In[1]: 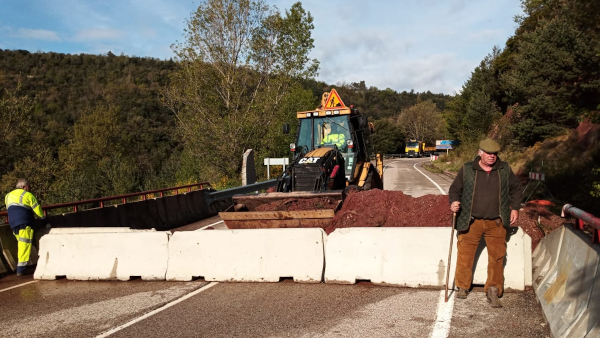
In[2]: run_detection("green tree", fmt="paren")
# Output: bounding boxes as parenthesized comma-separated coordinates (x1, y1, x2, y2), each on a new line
(397, 100, 446, 144)
(501, 17, 592, 144)
(445, 49, 502, 142)
(165, 0, 319, 183)
(371, 118, 404, 154)
(50, 104, 141, 202)
(0, 84, 34, 177)
(0, 85, 59, 205)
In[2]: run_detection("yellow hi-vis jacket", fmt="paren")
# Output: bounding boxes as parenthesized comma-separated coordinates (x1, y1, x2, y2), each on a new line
(322, 133, 346, 148)
(5, 189, 44, 229)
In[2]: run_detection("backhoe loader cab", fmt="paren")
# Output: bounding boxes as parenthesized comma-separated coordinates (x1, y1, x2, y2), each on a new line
(279, 90, 382, 192)
(293, 107, 373, 182)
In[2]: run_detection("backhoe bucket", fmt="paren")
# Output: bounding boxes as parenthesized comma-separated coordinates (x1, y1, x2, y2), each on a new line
(219, 191, 343, 229)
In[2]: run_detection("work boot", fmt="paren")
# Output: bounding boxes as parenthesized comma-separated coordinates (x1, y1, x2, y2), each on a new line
(16, 272, 24, 277)
(456, 287, 468, 299)
(487, 287, 503, 308)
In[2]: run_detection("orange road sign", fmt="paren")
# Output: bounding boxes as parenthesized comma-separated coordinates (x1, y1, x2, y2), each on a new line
(324, 89, 345, 108)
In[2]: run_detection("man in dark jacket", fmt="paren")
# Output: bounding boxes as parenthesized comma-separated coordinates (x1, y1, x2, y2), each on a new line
(448, 138, 523, 308)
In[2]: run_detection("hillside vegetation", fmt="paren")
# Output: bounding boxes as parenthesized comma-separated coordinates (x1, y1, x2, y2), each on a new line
(0, 48, 447, 207)
(1, 0, 598, 216)
(438, 0, 600, 214)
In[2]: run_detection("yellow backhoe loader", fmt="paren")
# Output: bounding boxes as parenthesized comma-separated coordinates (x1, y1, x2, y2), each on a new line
(220, 89, 383, 229)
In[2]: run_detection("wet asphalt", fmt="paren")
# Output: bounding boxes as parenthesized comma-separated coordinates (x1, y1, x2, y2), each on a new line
(0, 158, 550, 338)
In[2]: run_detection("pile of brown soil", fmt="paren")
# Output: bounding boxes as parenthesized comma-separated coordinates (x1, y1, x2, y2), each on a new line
(514, 204, 566, 250)
(324, 190, 565, 251)
(253, 197, 339, 212)
(325, 189, 452, 234)
(249, 190, 566, 252)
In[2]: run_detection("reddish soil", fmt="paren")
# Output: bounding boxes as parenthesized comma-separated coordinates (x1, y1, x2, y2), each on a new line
(251, 189, 566, 251)
(514, 204, 566, 250)
(325, 189, 452, 234)
(253, 197, 339, 212)
(325, 190, 565, 251)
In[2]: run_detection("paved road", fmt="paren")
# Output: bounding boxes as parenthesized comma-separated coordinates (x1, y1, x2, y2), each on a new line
(383, 157, 454, 197)
(0, 158, 549, 338)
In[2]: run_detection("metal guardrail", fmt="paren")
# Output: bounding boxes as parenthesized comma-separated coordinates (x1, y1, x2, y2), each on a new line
(205, 179, 278, 205)
(0, 182, 211, 223)
(562, 204, 600, 244)
(0, 179, 279, 224)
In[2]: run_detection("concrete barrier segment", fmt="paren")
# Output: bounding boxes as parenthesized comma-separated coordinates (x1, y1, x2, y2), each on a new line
(533, 226, 565, 290)
(49, 227, 154, 234)
(524, 234, 533, 287)
(166, 228, 325, 283)
(324, 227, 529, 290)
(34, 230, 170, 281)
(534, 226, 599, 338)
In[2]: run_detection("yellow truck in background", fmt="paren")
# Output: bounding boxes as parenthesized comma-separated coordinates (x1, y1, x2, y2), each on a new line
(404, 139, 437, 158)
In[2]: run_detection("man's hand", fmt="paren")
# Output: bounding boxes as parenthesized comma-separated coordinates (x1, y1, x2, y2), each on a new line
(450, 201, 461, 213)
(510, 210, 519, 226)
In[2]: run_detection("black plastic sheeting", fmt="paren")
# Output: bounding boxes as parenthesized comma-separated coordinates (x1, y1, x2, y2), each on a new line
(42, 190, 220, 231)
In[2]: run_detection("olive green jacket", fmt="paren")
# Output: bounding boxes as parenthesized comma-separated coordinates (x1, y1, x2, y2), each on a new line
(448, 157, 523, 231)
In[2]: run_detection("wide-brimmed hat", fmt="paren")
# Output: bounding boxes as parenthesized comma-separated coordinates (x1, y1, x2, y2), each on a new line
(479, 138, 500, 153)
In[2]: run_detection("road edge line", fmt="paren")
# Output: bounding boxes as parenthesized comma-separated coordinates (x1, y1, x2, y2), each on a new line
(0, 280, 38, 293)
(95, 282, 219, 338)
(413, 162, 446, 195)
(430, 290, 455, 338)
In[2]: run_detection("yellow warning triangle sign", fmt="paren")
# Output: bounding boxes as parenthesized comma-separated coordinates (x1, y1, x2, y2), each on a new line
(324, 89, 345, 108)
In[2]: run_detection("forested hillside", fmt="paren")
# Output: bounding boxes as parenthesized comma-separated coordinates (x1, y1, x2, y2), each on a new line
(443, 0, 600, 213)
(3, 0, 597, 214)
(0, 47, 447, 207)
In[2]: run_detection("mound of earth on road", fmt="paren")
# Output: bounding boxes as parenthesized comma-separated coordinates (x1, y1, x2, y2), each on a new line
(253, 197, 339, 212)
(326, 190, 565, 251)
(250, 190, 566, 251)
(325, 189, 452, 234)
(515, 204, 566, 250)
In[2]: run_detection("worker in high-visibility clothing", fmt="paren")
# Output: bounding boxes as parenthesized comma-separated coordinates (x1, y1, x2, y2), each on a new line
(5, 179, 45, 276)
(321, 123, 346, 149)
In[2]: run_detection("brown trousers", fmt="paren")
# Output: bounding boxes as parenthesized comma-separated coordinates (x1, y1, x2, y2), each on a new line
(455, 218, 507, 296)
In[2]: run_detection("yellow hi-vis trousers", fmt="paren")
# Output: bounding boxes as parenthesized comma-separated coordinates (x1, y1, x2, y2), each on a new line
(12, 225, 33, 274)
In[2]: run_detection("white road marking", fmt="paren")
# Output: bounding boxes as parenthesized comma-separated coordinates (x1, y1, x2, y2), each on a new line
(383, 159, 402, 173)
(429, 290, 455, 338)
(413, 162, 446, 195)
(95, 282, 219, 338)
(408, 161, 455, 337)
(197, 220, 224, 230)
(0, 280, 38, 293)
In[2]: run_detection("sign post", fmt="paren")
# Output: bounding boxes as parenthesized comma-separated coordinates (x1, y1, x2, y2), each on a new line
(264, 158, 290, 179)
(435, 140, 458, 155)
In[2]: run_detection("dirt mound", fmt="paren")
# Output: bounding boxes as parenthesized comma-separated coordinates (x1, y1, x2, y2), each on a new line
(325, 189, 452, 234)
(249, 190, 566, 251)
(514, 204, 566, 250)
(254, 197, 339, 212)
(325, 190, 565, 251)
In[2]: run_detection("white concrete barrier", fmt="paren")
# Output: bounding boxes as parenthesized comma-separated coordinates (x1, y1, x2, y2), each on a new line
(532, 226, 565, 288)
(34, 230, 170, 281)
(166, 228, 325, 283)
(49, 227, 147, 234)
(534, 226, 600, 338)
(325, 227, 530, 290)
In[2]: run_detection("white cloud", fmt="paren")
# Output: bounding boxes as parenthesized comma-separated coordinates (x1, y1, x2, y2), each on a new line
(319, 53, 475, 94)
(16, 28, 61, 41)
(72, 28, 122, 41)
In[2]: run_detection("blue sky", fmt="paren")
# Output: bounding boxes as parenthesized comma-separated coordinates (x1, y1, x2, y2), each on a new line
(0, 0, 523, 94)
